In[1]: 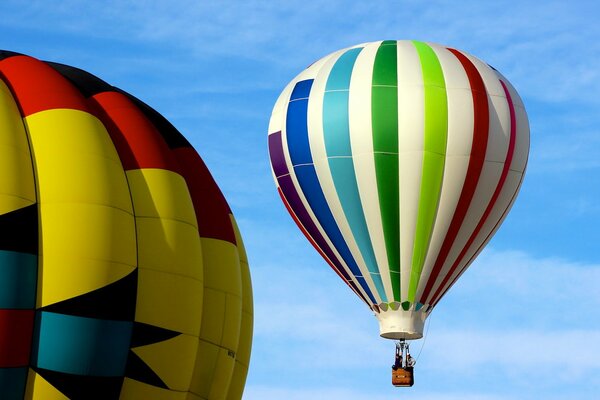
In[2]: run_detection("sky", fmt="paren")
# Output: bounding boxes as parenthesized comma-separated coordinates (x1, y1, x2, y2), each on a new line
(1, 0, 599, 398)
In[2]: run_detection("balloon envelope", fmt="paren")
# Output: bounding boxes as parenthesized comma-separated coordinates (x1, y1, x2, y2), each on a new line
(0, 52, 252, 399)
(268, 40, 528, 339)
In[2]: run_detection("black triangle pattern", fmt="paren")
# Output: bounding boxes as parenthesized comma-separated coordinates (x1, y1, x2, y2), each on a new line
(0, 204, 38, 254)
(129, 321, 180, 348)
(41, 269, 138, 321)
(33, 368, 124, 400)
(125, 350, 168, 389)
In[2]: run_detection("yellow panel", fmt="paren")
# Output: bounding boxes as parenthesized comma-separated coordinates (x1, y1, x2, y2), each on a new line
(0, 80, 35, 214)
(225, 267, 252, 400)
(226, 216, 253, 400)
(226, 360, 249, 400)
(208, 347, 236, 399)
(135, 267, 203, 336)
(132, 333, 198, 392)
(136, 217, 203, 281)
(200, 238, 241, 297)
(25, 109, 132, 212)
(229, 215, 248, 264)
(221, 293, 242, 351)
(38, 203, 136, 307)
(199, 288, 226, 345)
(127, 169, 197, 228)
(185, 393, 204, 400)
(119, 378, 188, 400)
(236, 258, 253, 363)
(24, 368, 69, 400)
(190, 339, 236, 400)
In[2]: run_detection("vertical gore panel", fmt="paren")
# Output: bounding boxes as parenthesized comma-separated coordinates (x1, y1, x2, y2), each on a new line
(285, 80, 377, 303)
(25, 108, 136, 307)
(419, 48, 489, 304)
(324, 48, 386, 300)
(408, 41, 448, 302)
(226, 216, 253, 400)
(429, 79, 517, 307)
(0, 72, 38, 395)
(173, 147, 236, 244)
(371, 40, 400, 301)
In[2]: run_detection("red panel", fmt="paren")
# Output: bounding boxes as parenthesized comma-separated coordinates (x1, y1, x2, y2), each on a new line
(0, 55, 88, 116)
(419, 49, 490, 304)
(0, 309, 34, 367)
(173, 147, 236, 244)
(89, 92, 177, 171)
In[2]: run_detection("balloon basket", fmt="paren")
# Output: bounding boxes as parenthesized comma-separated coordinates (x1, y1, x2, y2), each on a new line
(392, 366, 414, 387)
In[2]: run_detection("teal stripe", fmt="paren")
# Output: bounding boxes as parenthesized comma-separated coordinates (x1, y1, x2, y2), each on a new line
(0, 250, 37, 308)
(323, 48, 387, 301)
(372, 40, 401, 301)
(408, 41, 448, 302)
(32, 312, 133, 376)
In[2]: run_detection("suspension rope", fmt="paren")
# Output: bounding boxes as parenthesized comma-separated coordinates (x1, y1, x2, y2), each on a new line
(414, 312, 433, 363)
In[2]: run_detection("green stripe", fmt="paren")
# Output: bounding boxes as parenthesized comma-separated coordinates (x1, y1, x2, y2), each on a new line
(408, 41, 448, 302)
(371, 40, 400, 301)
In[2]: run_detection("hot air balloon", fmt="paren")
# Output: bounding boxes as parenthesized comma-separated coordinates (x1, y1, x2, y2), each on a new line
(268, 40, 528, 386)
(0, 51, 252, 399)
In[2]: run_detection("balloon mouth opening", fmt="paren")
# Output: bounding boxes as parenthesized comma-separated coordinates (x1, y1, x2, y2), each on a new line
(380, 331, 423, 340)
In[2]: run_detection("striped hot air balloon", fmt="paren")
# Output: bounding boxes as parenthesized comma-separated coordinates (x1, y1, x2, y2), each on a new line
(0, 51, 252, 399)
(268, 40, 529, 340)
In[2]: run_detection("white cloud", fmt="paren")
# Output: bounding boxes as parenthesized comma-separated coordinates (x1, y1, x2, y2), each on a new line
(248, 247, 600, 397)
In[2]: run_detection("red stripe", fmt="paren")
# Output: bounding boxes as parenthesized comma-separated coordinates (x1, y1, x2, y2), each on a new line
(431, 171, 525, 309)
(419, 49, 490, 304)
(429, 79, 518, 307)
(0, 55, 88, 116)
(278, 188, 370, 305)
(0, 309, 34, 367)
(172, 147, 236, 244)
(89, 92, 178, 171)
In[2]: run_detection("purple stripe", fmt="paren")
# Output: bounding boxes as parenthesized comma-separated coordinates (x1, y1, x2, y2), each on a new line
(268, 131, 289, 178)
(268, 131, 375, 304)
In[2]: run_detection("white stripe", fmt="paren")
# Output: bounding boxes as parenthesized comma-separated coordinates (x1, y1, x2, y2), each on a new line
(397, 40, 425, 302)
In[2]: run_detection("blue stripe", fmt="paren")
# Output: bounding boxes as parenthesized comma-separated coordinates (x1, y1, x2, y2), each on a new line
(323, 49, 388, 301)
(32, 312, 132, 376)
(286, 79, 376, 304)
(0, 367, 27, 398)
(0, 250, 37, 309)
(286, 86, 313, 166)
(290, 79, 313, 101)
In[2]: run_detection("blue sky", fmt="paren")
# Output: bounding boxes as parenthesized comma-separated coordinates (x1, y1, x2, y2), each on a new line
(1, 0, 599, 398)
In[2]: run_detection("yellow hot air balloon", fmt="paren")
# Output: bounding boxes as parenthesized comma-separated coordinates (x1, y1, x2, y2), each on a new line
(268, 40, 529, 386)
(0, 51, 252, 399)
